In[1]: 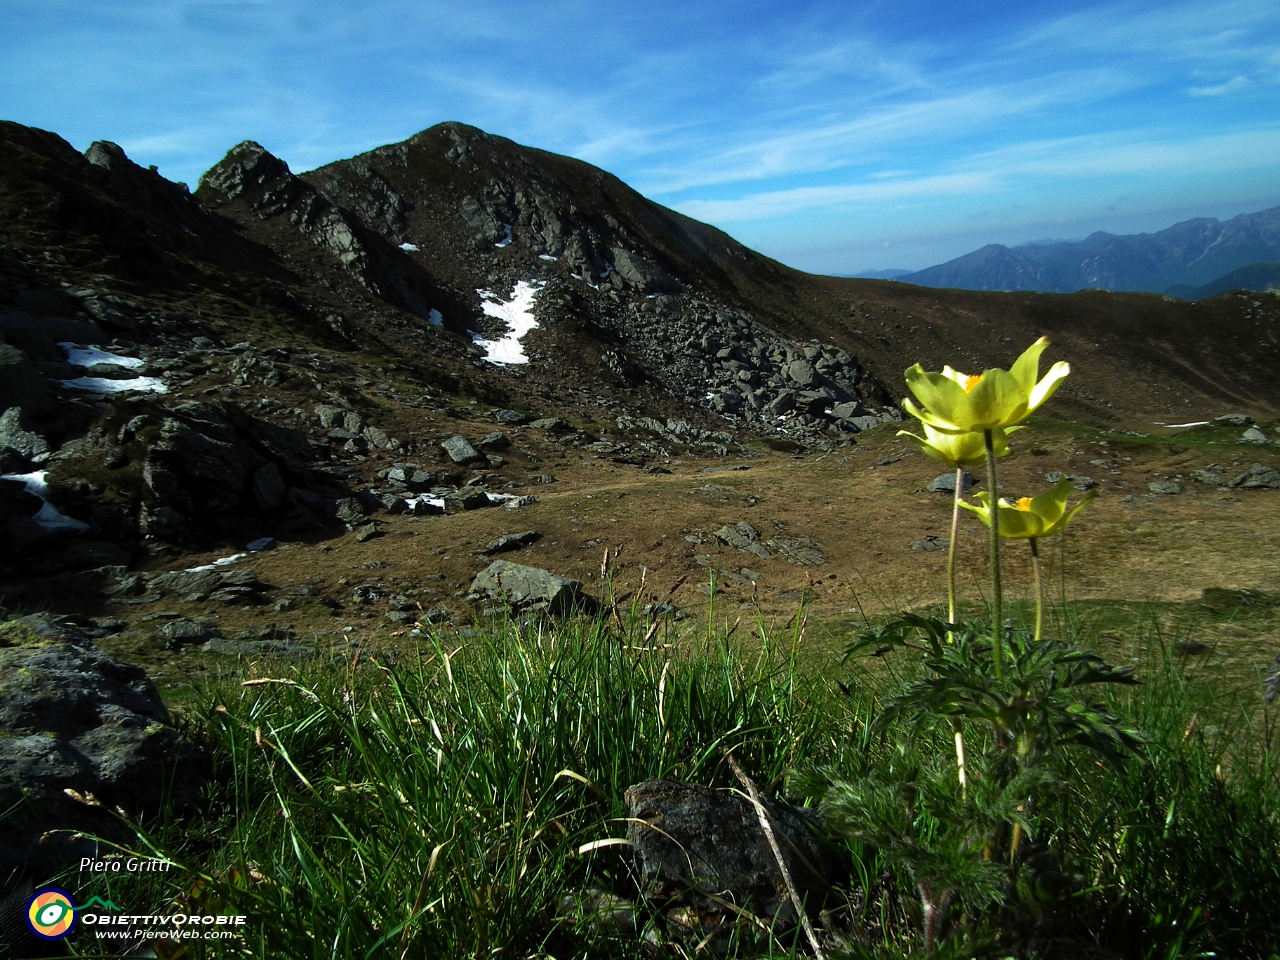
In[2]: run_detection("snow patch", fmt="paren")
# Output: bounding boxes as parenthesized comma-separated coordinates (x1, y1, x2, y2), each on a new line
(1158, 421, 1210, 429)
(495, 224, 513, 248)
(58, 376, 168, 395)
(469, 281, 545, 365)
(399, 242, 420, 252)
(0, 471, 91, 532)
(427, 308, 444, 328)
(183, 553, 247, 573)
(59, 342, 145, 369)
(538, 254, 558, 261)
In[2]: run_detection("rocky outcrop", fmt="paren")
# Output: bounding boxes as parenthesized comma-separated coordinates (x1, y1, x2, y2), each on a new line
(0, 614, 205, 881)
(197, 142, 447, 328)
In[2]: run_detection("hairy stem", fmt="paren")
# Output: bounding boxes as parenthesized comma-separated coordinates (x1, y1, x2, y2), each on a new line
(984, 429, 1004, 678)
(1030, 537, 1043, 642)
(948, 467, 962, 627)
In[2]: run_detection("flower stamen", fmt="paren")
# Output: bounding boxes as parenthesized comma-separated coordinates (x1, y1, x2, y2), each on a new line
(961, 373, 983, 393)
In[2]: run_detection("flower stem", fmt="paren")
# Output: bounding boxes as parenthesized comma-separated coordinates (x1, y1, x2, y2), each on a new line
(949, 467, 970, 796)
(1030, 538, 1043, 642)
(984, 429, 1004, 678)
(948, 467, 961, 628)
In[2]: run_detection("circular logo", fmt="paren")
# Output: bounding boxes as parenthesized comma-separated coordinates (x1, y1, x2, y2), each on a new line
(26, 888, 78, 940)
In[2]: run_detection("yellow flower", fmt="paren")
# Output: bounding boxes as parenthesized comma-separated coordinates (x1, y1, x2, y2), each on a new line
(958, 478, 1097, 539)
(902, 337, 1070, 434)
(897, 422, 1021, 469)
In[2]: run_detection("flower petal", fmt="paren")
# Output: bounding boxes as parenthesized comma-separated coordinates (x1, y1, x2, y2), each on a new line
(1009, 337, 1050, 393)
(1028, 360, 1070, 413)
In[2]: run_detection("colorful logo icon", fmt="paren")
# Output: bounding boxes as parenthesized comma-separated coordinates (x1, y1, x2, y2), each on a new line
(26, 888, 78, 940)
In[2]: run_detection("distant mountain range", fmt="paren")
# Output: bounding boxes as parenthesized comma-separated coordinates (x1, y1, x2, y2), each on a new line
(897, 206, 1280, 298)
(842, 268, 914, 280)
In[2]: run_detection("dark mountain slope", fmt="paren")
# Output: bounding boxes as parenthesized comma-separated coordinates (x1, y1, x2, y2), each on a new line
(1168, 260, 1280, 300)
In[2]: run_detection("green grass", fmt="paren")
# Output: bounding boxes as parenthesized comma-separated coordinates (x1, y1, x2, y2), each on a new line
(29, 596, 1280, 960)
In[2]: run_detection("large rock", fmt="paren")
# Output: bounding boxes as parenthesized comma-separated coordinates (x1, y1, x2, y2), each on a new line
(0, 616, 205, 881)
(625, 780, 843, 936)
(469, 560, 594, 614)
(148, 566, 269, 602)
(0, 342, 53, 416)
(1230, 463, 1280, 489)
(253, 461, 287, 509)
(441, 435, 484, 464)
(0, 406, 50, 463)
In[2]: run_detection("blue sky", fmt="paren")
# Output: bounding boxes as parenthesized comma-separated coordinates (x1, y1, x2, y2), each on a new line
(3, 1, 1279, 273)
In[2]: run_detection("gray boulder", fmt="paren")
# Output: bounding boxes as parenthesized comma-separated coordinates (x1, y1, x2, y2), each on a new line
(148, 566, 268, 601)
(1230, 464, 1280, 489)
(1191, 468, 1227, 486)
(1148, 481, 1184, 495)
(785, 358, 817, 388)
(469, 560, 594, 614)
(157, 618, 222, 648)
(0, 618, 205, 881)
(1240, 426, 1270, 444)
(442, 488, 491, 512)
(441, 435, 483, 464)
(1214, 413, 1252, 426)
(625, 779, 842, 937)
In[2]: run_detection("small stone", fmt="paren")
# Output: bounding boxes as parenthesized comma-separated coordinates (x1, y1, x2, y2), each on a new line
(1174, 638, 1207, 655)
(1147, 481, 1184, 495)
(504, 495, 538, 509)
(1240, 426, 1269, 444)
(929, 472, 976, 494)
(484, 530, 542, 554)
(911, 535, 949, 553)
(479, 431, 510, 450)
(528, 418, 569, 431)
(355, 523, 383, 542)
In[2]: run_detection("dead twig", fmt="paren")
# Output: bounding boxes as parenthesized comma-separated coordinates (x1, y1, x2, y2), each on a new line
(724, 751, 826, 960)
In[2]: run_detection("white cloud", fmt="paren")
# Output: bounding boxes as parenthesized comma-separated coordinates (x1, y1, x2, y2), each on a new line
(675, 172, 993, 223)
(1188, 75, 1251, 97)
